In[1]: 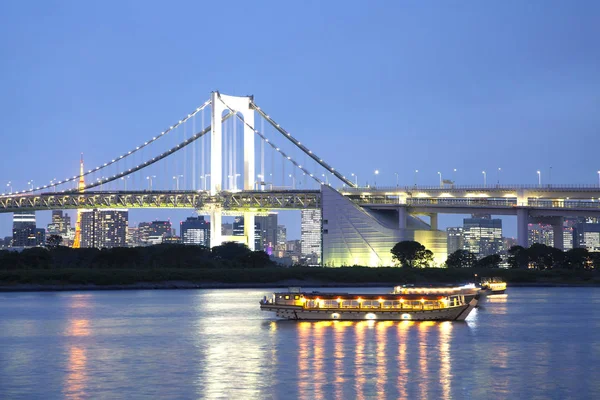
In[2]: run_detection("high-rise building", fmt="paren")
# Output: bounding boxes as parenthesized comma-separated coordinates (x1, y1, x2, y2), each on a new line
(286, 239, 302, 264)
(573, 222, 600, 251)
(276, 225, 287, 257)
(80, 209, 128, 248)
(231, 216, 262, 249)
(301, 209, 322, 265)
(12, 212, 44, 247)
(136, 220, 173, 245)
(528, 223, 554, 247)
(180, 216, 210, 247)
(47, 211, 73, 246)
(446, 227, 464, 255)
(463, 215, 503, 258)
(255, 213, 278, 254)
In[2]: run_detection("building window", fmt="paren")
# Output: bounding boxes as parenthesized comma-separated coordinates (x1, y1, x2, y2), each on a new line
(323, 229, 328, 234)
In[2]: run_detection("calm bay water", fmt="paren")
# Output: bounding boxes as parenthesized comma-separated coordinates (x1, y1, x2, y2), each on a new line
(1, 287, 599, 399)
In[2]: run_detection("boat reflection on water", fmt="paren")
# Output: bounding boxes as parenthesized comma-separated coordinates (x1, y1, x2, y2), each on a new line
(486, 293, 508, 303)
(267, 319, 460, 400)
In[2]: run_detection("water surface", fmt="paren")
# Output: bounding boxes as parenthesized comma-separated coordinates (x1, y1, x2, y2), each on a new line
(1, 287, 599, 399)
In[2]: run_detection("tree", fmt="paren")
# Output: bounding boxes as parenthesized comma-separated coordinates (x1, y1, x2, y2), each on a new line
(508, 246, 529, 269)
(391, 241, 434, 268)
(46, 234, 63, 249)
(528, 243, 564, 270)
(564, 248, 590, 270)
(475, 254, 502, 269)
(445, 250, 477, 268)
(212, 242, 251, 261)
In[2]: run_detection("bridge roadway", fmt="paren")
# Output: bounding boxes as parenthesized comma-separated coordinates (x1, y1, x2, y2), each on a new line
(1, 186, 600, 215)
(0, 190, 321, 213)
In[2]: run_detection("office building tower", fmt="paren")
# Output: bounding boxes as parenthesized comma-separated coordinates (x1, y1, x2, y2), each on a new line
(255, 213, 278, 254)
(301, 209, 322, 265)
(231, 216, 262, 250)
(80, 209, 128, 248)
(12, 212, 44, 247)
(181, 216, 210, 247)
(276, 225, 287, 257)
(528, 223, 554, 247)
(573, 222, 600, 251)
(446, 227, 464, 255)
(463, 215, 503, 257)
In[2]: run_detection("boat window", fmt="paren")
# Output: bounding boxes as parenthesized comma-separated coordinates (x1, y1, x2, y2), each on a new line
(285, 295, 290, 300)
(294, 295, 299, 300)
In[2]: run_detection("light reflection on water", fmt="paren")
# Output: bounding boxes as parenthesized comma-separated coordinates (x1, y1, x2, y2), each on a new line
(0, 287, 599, 399)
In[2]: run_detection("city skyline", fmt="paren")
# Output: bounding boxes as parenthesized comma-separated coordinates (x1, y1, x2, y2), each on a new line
(1, 1, 599, 245)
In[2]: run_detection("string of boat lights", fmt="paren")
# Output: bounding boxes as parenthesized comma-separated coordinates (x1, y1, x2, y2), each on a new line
(2, 100, 212, 196)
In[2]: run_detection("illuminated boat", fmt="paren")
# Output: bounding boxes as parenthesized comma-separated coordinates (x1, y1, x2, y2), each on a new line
(392, 283, 481, 302)
(259, 287, 479, 321)
(480, 278, 507, 295)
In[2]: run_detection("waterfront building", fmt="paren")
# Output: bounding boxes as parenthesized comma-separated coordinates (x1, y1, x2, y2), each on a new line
(446, 227, 464, 255)
(301, 209, 322, 265)
(80, 209, 128, 248)
(231, 216, 262, 250)
(47, 211, 73, 246)
(180, 216, 210, 247)
(321, 187, 446, 267)
(463, 215, 503, 258)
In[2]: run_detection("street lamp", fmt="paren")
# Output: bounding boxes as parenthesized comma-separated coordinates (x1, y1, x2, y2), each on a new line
(321, 173, 329, 185)
(6, 181, 12, 194)
(414, 170, 418, 187)
(482, 171, 486, 187)
(394, 172, 399, 187)
(50, 178, 57, 192)
(351, 173, 358, 187)
(173, 175, 183, 190)
(121, 176, 130, 190)
(201, 174, 210, 191)
(598, 171, 600, 187)
(374, 170, 379, 187)
(437, 171, 442, 188)
(28, 180, 34, 191)
(289, 174, 296, 189)
(452, 169, 457, 186)
(537, 170, 541, 187)
(497, 167, 501, 185)
(146, 175, 155, 190)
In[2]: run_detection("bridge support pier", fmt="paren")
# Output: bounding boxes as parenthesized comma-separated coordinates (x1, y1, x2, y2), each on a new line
(552, 217, 564, 250)
(244, 212, 256, 251)
(428, 213, 438, 230)
(398, 206, 407, 230)
(516, 208, 529, 248)
(210, 209, 222, 248)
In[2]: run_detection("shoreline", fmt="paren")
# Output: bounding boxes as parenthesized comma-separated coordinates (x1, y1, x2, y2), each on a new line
(2, 280, 600, 293)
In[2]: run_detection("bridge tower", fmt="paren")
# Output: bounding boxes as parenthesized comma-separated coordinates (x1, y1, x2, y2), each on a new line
(209, 92, 256, 249)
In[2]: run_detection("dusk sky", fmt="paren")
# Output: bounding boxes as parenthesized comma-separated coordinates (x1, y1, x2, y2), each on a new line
(1, 1, 599, 239)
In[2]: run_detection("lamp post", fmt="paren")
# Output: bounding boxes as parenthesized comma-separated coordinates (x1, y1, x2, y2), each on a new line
(394, 172, 399, 187)
(437, 171, 442, 188)
(351, 173, 358, 187)
(289, 174, 296, 189)
(173, 175, 183, 190)
(537, 170, 541, 187)
(452, 169, 457, 186)
(482, 171, 486, 187)
(28, 180, 34, 191)
(50, 178, 57, 192)
(6, 181, 12, 194)
(414, 170, 418, 187)
(598, 171, 600, 188)
(121, 176, 129, 190)
(374, 170, 379, 187)
(146, 175, 155, 190)
(321, 173, 329, 185)
(497, 167, 501, 185)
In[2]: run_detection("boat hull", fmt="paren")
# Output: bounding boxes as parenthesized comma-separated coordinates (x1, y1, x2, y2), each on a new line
(260, 297, 478, 321)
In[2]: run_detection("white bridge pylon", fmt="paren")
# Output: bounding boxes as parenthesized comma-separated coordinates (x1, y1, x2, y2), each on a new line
(210, 92, 255, 250)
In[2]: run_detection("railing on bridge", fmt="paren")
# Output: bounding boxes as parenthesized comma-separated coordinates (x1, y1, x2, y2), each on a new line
(342, 184, 600, 192)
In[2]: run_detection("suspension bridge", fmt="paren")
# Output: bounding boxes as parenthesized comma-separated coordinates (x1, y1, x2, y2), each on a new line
(2, 92, 600, 266)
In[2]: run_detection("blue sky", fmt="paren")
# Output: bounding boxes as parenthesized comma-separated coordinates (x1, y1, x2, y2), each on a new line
(1, 1, 599, 239)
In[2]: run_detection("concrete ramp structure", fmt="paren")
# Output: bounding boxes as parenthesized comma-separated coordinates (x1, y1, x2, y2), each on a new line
(322, 186, 446, 267)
